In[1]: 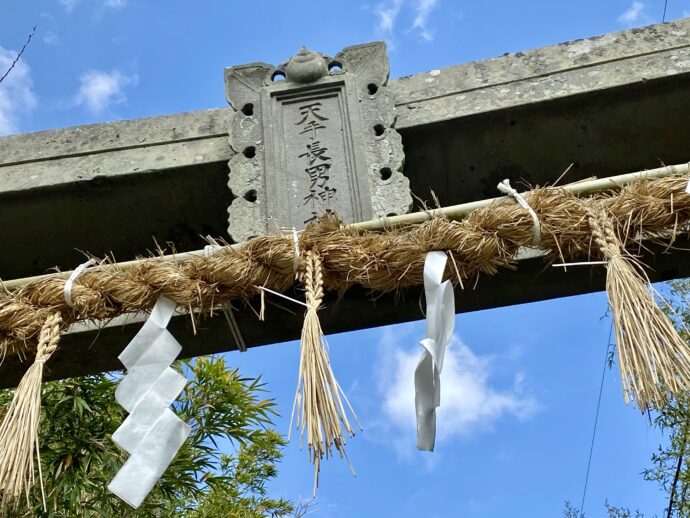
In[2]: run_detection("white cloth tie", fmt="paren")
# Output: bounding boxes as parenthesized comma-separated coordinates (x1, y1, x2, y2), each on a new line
(497, 179, 541, 247)
(63, 259, 96, 309)
(415, 251, 455, 451)
(292, 228, 301, 276)
(203, 235, 222, 257)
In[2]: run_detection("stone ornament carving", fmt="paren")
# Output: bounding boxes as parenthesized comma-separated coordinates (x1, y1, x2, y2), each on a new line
(224, 42, 411, 241)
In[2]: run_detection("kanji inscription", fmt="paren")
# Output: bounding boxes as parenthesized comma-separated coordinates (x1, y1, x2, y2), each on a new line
(297, 106, 334, 224)
(224, 42, 411, 241)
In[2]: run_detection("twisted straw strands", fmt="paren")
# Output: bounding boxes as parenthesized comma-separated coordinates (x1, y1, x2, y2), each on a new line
(587, 207, 690, 412)
(290, 252, 359, 496)
(1, 174, 690, 408)
(0, 312, 62, 510)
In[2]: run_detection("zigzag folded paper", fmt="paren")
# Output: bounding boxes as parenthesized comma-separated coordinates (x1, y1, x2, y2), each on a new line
(108, 296, 191, 509)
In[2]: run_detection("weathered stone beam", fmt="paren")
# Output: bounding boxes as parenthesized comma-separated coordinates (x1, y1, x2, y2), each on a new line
(391, 20, 690, 127)
(2, 20, 689, 196)
(0, 109, 229, 193)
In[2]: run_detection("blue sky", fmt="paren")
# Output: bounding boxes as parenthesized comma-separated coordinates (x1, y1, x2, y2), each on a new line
(2, 1, 690, 516)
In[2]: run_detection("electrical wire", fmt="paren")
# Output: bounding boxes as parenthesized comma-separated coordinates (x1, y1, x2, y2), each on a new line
(579, 322, 614, 515)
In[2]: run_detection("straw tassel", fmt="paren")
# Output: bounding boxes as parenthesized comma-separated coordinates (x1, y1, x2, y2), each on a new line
(587, 208, 690, 412)
(0, 312, 62, 510)
(290, 251, 360, 496)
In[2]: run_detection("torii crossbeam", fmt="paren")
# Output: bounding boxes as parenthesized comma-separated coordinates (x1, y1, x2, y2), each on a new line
(1, 19, 690, 386)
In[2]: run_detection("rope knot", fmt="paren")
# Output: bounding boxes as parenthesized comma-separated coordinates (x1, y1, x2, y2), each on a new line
(497, 179, 541, 247)
(586, 207, 620, 259)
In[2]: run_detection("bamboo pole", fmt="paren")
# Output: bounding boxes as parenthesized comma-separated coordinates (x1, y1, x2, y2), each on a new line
(352, 163, 689, 231)
(2, 162, 687, 292)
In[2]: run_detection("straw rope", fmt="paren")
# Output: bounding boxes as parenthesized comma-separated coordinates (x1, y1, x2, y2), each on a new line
(0, 312, 62, 510)
(290, 251, 359, 496)
(0, 175, 690, 409)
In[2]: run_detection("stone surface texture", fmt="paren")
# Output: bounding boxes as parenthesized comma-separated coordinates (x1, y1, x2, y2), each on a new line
(224, 42, 411, 241)
(2, 20, 689, 196)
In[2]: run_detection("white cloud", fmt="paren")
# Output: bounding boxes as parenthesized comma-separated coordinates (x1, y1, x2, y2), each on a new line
(0, 47, 37, 136)
(374, 0, 404, 37)
(372, 0, 440, 45)
(73, 69, 137, 115)
(58, 0, 79, 12)
(41, 12, 61, 45)
(43, 31, 61, 45)
(411, 0, 439, 41)
(58, 0, 127, 11)
(374, 329, 538, 458)
(618, 1, 647, 24)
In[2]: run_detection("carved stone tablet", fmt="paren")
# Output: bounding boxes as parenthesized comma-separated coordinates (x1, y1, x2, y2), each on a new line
(224, 42, 411, 241)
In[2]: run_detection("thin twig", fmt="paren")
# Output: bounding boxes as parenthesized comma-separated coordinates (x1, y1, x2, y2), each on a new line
(0, 26, 36, 86)
(553, 162, 575, 187)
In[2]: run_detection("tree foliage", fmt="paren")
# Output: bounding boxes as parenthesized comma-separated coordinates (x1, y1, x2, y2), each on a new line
(0, 355, 299, 517)
(637, 279, 690, 518)
(563, 279, 690, 518)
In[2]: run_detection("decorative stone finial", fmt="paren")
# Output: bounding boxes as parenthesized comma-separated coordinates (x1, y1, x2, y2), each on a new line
(285, 47, 329, 84)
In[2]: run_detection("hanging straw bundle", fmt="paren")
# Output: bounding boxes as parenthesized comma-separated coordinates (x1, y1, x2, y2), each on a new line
(290, 251, 360, 496)
(586, 207, 690, 412)
(0, 312, 62, 510)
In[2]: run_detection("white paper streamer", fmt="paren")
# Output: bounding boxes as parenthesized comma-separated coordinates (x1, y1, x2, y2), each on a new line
(108, 296, 191, 508)
(415, 251, 455, 451)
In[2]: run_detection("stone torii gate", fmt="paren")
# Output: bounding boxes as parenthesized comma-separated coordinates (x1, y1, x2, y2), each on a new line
(1, 18, 690, 386)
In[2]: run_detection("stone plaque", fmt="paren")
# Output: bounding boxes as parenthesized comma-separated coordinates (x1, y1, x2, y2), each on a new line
(224, 42, 411, 241)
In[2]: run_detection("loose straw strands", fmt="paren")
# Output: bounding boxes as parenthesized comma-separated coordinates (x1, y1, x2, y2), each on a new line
(587, 208, 690, 412)
(0, 312, 62, 510)
(290, 252, 360, 496)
